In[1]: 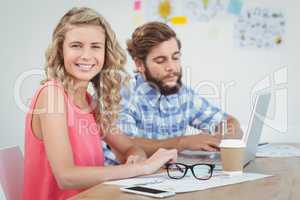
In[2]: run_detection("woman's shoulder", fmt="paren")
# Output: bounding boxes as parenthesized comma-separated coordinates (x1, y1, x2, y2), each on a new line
(34, 79, 67, 111)
(39, 79, 66, 97)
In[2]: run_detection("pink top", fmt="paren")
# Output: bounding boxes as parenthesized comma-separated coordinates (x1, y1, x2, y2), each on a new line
(23, 80, 104, 200)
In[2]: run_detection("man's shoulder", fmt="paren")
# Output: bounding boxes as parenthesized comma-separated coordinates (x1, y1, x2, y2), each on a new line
(123, 74, 142, 90)
(178, 84, 197, 97)
(120, 74, 147, 101)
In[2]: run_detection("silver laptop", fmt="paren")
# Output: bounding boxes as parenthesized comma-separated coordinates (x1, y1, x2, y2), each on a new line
(178, 93, 271, 168)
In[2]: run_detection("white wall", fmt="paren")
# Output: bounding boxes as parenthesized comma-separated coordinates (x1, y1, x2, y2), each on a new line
(0, 0, 299, 151)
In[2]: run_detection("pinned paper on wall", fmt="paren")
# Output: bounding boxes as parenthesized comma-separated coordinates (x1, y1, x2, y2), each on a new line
(234, 7, 286, 49)
(142, 0, 173, 23)
(158, 0, 172, 21)
(133, 0, 141, 11)
(183, 0, 224, 22)
(228, 0, 244, 15)
(202, 0, 209, 9)
(170, 16, 188, 25)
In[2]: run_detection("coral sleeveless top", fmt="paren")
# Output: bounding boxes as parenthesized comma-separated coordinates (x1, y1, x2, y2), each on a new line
(23, 80, 104, 200)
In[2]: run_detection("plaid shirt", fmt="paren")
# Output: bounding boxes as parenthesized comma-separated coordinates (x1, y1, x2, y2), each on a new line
(103, 74, 227, 165)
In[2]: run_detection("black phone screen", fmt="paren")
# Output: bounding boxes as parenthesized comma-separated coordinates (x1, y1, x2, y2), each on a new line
(126, 186, 167, 194)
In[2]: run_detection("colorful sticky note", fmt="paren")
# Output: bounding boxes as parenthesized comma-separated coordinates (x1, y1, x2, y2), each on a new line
(228, 0, 244, 15)
(202, 0, 209, 9)
(158, 0, 171, 20)
(170, 16, 188, 25)
(134, 0, 141, 11)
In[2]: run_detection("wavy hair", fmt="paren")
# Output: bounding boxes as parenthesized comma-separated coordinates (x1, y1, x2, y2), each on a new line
(44, 7, 128, 135)
(126, 21, 181, 62)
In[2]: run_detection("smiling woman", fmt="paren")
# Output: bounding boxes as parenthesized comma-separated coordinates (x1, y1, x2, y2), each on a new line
(23, 7, 178, 200)
(43, 7, 127, 130)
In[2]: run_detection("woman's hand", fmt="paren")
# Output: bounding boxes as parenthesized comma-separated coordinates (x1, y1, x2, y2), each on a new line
(140, 148, 177, 175)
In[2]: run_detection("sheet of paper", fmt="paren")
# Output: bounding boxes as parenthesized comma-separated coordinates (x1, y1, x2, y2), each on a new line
(256, 144, 300, 157)
(233, 7, 286, 49)
(105, 171, 271, 193)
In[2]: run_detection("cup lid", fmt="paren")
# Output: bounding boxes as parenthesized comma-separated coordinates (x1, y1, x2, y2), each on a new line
(219, 139, 246, 148)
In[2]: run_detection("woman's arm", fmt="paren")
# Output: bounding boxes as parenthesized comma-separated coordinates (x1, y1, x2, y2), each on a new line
(103, 129, 147, 164)
(35, 85, 177, 189)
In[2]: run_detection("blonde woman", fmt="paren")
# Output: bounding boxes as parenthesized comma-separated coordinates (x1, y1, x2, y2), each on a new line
(23, 7, 177, 200)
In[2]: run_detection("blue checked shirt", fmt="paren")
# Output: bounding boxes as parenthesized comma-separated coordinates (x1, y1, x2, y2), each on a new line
(103, 74, 227, 165)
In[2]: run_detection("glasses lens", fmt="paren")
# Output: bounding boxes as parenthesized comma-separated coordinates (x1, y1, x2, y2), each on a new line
(167, 163, 186, 179)
(192, 164, 213, 180)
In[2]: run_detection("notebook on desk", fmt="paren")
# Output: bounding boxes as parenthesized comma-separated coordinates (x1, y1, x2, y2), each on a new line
(178, 93, 271, 168)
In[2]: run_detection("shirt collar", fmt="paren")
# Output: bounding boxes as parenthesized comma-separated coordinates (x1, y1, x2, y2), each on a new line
(135, 74, 159, 102)
(134, 73, 183, 110)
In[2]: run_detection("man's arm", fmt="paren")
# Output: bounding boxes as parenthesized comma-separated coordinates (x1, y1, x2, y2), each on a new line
(121, 107, 241, 157)
(129, 134, 220, 157)
(128, 136, 180, 157)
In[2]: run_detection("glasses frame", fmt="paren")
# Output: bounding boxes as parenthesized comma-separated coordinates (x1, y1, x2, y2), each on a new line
(165, 162, 215, 180)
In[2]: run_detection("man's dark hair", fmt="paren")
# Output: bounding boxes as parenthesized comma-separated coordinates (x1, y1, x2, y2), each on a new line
(126, 22, 181, 62)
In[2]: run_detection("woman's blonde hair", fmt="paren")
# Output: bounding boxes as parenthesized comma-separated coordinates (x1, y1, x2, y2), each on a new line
(44, 7, 128, 135)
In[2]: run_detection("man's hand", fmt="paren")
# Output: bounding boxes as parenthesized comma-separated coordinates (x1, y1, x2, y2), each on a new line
(125, 154, 147, 165)
(214, 116, 244, 139)
(124, 145, 147, 165)
(178, 133, 221, 152)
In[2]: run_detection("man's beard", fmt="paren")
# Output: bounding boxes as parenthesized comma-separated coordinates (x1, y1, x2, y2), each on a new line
(144, 66, 182, 96)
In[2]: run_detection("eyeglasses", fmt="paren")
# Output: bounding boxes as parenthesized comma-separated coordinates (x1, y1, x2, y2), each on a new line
(165, 163, 215, 180)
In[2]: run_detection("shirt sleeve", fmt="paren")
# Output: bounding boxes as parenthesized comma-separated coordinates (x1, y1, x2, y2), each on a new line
(117, 85, 144, 137)
(188, 90, 228, 132)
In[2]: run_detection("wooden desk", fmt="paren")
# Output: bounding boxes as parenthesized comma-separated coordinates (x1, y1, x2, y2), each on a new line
(70, 144, 300, 200)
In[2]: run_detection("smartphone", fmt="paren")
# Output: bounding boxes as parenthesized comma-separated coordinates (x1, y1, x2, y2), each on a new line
(120, 186, 176, 198)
